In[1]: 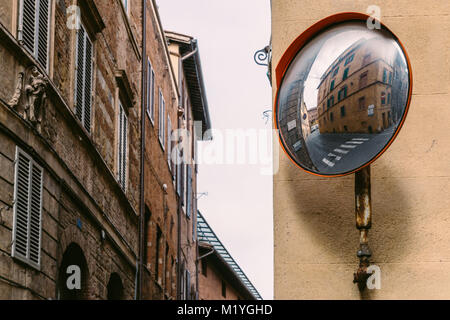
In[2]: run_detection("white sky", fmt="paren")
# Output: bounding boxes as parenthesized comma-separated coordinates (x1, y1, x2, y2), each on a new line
(157, 0, 273, 299)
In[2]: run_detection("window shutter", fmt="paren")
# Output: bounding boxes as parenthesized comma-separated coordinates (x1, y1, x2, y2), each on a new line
(21, 0, 36, 56)
(75, 23, 93, 133)
(167, 116, 172, 171)
(186, 166, 191, 218)
(159, 91, 165, 147)
(186, 270, 191, 300)
(36, 0, 50, 69)
(118, 102, 127, 190)
(12, 148, 43, 269)
(20, 0, 50, 70)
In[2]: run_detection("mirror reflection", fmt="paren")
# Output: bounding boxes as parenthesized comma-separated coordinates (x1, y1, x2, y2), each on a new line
(276, 22, 410, 175)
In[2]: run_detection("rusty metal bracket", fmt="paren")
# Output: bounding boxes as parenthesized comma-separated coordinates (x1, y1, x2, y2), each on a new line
(353, 165, 372, 290)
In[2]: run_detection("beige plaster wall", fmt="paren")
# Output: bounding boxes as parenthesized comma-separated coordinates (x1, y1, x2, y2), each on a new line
(272, 0, 450, 299)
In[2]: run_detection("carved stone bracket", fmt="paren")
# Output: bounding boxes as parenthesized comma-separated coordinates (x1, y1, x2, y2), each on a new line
(8, 66, 49, 132)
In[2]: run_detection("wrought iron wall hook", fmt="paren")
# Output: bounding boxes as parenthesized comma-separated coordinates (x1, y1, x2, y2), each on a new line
(254, 44, 272, 83)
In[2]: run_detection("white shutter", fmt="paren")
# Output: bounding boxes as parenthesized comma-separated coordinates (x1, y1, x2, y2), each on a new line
(75, 22, 93, 133)
(118, 102, 127, 190)
(12, 147, 43, 269)
(19, 0, 50, 70)
(167, 116, 172, 171)
(159, 91, 165, 147)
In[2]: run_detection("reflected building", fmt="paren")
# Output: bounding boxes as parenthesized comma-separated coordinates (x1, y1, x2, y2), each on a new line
(278, 57, 317, 170)
(317, 38, 398, 134)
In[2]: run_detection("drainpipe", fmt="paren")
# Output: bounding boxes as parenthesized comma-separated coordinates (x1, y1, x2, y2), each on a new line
(137, 0, 147, 300)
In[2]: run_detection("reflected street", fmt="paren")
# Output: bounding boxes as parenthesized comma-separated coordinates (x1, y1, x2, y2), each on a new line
(305, 126, 395, 173)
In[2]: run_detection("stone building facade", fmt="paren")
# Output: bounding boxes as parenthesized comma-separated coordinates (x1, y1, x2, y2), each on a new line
(0, 0, 211, 300)
(0, 0, 141, 299)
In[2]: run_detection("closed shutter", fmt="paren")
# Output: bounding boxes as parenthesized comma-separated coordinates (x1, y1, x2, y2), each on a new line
(118, 102, 128, 190)
(12, 147, 43, 269)
(167, 116, 172, 172)
(185, 270, 191, 300)
(186, 166, 191, 218)
(20, 0, 51, 70)
(158, 91, 165, 147)
(147, 60, 155, 120)
(75, 22, 93, 133)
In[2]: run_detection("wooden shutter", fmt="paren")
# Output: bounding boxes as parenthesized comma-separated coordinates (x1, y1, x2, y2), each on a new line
(12, 147, 43, 269)
(159, 91, 165, 146)
(75, 22, 93, 133)
(19, 0, 50, 70)
(186, 166, 191, 218)
(167, 116, 172, 171)
(118, 102, 127, 190)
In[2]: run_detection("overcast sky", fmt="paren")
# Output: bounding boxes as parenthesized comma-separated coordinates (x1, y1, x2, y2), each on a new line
(157, 0, 273, 299)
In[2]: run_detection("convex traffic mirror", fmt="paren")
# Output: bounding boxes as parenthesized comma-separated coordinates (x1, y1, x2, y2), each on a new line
(275, 18, 412, 176)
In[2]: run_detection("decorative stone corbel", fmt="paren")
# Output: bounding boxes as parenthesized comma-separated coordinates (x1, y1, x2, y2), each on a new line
(8, 66, 49, 132)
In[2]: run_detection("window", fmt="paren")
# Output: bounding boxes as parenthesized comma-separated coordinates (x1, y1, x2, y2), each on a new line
(332, 66, 339, 77)
(330, 95, 334, 106)
(158, 90, 165, 148)
(201, 259, 207, 277)
(146, 59, 155, 122)
(167, 116, 173, 172)
(389, 71, 393, 84)
(342, 67, 349, 80)
(330, 80, 335, 91)
(330, 112, 334, 122)
(344, 53, 354, 66)
(155, 226, 162, 281)
(362, 53, 371, 66)
(121, 0, 128, 13)
(338, 86, 347, 102)
(186, 166, 192, 218)
(143, 207, 151, 266)
(340, 106, 346, 117)
(19, 0, 51, 70)
(359, 71, 368, 89)
(117, 101, 128, 190)
(185, 270, 191, 300)
(74, 22, 93, 133)
(381, 92, 386, 105)
(12, 147, 43, 269)
(358, 96, 366, 110)
(221, 280, 226, 298)
(387, 92, 391, 104)
(383, 68, 387, 83)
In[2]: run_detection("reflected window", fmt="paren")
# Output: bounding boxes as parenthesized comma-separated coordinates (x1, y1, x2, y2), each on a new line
(342, 67, 349, 80)
(332, 67, 339, 77)
(358, 96, 366, 110)
(383, 68, 388, 83)
(344, 53, 354, 66)
(362, 53, 371, 66)
(359, 71, 368, 89)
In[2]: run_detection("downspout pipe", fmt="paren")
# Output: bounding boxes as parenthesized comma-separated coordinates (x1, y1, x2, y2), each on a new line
(138, 0, 147, 300)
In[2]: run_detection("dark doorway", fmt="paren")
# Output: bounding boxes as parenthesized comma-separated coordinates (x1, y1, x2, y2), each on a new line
(107, 273, 124, 300)
(57, 243, 89, 300)
(368, 126, 373, 134)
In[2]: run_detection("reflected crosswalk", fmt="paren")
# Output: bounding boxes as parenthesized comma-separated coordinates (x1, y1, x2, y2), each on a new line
(321, 137, 371, 167)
